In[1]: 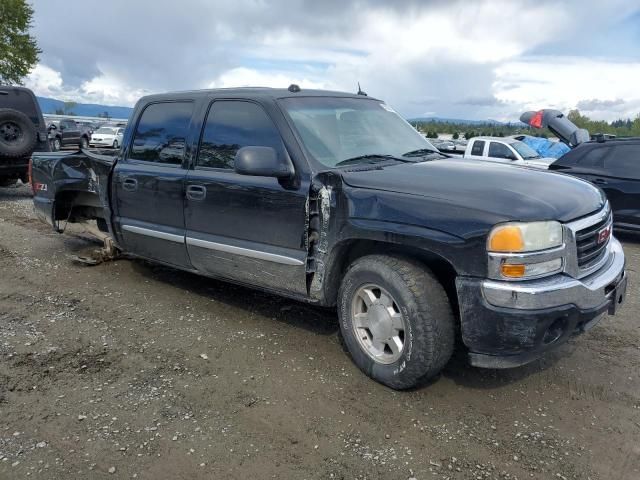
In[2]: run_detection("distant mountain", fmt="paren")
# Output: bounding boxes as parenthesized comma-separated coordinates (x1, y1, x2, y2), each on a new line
(37, 97, 133, 119)
(408, 116, 523, 126)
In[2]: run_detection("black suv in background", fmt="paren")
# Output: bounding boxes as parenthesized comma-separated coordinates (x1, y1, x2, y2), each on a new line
(522, 109, 640, 233)
(549, 139, 640, 233)
(0, 86, 50, 186)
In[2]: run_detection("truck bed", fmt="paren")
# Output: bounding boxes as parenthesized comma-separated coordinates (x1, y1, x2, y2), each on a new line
(31, 148, 116, 234)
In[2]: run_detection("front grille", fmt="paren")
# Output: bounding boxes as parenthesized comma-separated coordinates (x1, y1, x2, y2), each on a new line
(575, 211, 612, 270)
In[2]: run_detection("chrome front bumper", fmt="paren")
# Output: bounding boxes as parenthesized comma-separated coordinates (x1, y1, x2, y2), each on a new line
(482, 236, 625, 310)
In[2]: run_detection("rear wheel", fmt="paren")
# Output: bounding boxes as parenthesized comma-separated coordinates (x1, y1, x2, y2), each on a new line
(338, 255, 455, 389)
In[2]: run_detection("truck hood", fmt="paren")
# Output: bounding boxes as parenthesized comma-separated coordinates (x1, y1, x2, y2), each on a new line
(340, 159, 605, 223)
(523, 157, 555, 169)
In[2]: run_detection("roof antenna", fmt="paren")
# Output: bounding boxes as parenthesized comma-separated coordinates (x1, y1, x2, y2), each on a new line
(357, 82, 367, 96)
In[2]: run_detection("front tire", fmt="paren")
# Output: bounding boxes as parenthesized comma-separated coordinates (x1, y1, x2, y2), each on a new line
(338, 255, 455, 389)
(80, 137, 89, 149)
(112, 140, 119, 149)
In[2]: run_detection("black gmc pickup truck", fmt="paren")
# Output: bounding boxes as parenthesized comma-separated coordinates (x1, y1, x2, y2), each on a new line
(30, 87, 627, 389)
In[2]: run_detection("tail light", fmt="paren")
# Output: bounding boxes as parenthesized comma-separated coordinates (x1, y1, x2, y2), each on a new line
(529, 110, 543, 129)
(28, 158, 35, 194)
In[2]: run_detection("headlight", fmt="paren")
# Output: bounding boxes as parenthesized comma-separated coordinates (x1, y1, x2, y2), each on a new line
(487, 221, 565, 280)
(488, 221, 563, 253)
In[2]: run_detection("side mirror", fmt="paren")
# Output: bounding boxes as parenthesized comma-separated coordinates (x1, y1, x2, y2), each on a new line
(234, 146, 293, 178)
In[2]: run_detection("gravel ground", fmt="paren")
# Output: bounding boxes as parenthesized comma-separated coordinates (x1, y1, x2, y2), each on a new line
(0, 183, 638, 480)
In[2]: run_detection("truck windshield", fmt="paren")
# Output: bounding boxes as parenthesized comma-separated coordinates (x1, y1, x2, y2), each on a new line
(511, 141, 541, 159)
(281, 97, 438, 168)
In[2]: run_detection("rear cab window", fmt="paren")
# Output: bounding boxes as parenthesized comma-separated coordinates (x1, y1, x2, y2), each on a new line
(129, 101, 194, 165)
(470, 140, 485, 156)
(196, 100, 285, 170)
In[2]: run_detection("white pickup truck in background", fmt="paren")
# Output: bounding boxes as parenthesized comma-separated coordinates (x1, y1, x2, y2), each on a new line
(461, 136, 556, 169)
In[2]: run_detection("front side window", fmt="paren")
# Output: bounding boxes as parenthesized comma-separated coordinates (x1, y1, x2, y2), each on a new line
(129, 101, 193, 165)
(489, 142, 516, 160)
(197, 101, 284, 169)
(280, 97, 437, 168)
(471, 140, 485, 156)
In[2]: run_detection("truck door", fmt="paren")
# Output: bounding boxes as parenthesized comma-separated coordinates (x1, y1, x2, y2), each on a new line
(488, 141, 520, 165)
(184, 99, 309, 294)
(112, 101, 195, 268)
(61, 120, 79, 145)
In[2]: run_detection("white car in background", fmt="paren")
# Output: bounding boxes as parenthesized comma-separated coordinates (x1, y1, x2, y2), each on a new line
(463, 136, 556, 169)
(90, 127, 124, 149)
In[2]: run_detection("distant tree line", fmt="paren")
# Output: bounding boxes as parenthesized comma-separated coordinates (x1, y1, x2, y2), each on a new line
(414, 121, 550, 139)
(566, 110, 640, 137)
(414, 110, 640, 139)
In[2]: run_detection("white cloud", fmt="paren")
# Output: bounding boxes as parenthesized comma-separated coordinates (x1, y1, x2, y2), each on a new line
(24, 0, 640, 121)
(24, 64, 63, 97)
(208, 67, 329, 90)
(494, 57, 640, 120)
(25, 64, 148, 106)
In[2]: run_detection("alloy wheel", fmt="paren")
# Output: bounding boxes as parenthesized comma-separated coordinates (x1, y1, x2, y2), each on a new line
(351, 284, 406, 364)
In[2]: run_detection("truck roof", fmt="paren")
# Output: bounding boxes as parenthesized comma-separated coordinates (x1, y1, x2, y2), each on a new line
(138, 87, 380, 104)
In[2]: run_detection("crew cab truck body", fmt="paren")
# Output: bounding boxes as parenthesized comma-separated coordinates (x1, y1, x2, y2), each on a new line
(30, 88, 627, 389)
(47, 118, 91, 151)
(463, 136, 556, 169)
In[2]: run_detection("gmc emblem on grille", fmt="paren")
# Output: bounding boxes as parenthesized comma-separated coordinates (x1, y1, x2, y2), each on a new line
(597, 225, 611, 244)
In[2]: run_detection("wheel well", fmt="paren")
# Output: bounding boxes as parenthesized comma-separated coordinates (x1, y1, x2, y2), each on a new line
(54, 190, 104, 224)
(323, 240, 459, 313)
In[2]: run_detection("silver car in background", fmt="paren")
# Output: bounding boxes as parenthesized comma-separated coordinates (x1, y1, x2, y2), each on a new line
(90, 127, 124, 149)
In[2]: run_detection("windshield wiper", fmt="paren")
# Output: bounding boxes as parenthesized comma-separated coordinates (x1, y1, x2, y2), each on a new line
(335, 154, 414, 167)
(401, 148, 447, 158)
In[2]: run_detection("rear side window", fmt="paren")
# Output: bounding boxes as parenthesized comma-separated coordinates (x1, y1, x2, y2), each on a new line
(470, 140, 485, 156)
(196, 101, 284, 169)
(130, 101, 193, 165)
(604, 145, 640, 178)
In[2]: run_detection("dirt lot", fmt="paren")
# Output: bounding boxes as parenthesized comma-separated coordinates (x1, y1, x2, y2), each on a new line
(0, 183, 638, 480)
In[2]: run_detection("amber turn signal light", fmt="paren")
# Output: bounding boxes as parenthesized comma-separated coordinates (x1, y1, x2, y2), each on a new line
(501, 264, 526, 278)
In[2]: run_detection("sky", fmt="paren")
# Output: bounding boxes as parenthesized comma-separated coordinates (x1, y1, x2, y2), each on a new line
(24, 0, 640, 121)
